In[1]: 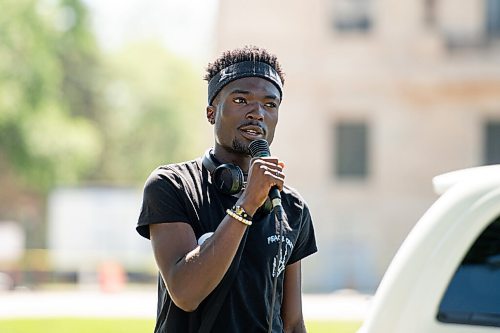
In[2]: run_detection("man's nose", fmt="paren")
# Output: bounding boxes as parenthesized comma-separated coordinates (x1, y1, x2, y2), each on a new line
(246, 102, 264, 120)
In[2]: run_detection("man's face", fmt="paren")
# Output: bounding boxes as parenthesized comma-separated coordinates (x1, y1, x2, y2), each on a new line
(208, 77, 281, 155)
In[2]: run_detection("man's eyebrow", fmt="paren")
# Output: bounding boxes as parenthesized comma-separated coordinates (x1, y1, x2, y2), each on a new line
(230, 89, 250, 95)
(265, 94, 280, 101)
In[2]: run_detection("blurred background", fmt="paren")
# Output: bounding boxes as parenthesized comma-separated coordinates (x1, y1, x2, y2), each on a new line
(1, 0, 500, 330)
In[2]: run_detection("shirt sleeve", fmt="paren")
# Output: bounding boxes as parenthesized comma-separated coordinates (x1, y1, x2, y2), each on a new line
(287, 203, 318, 265)
(136, 167, 192, 239)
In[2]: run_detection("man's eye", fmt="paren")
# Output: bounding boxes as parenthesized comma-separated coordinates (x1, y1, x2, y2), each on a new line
(265, 102, 277, 108)
(233, 97, 246, 104)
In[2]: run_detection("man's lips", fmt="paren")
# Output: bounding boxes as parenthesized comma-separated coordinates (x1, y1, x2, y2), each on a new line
(238, 125, 265, 139)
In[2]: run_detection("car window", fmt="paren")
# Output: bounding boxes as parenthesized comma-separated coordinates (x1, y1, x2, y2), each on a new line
(437, 216, 500, 327)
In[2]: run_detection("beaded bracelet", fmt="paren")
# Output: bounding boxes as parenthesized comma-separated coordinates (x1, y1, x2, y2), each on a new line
(226, 206, 252, 226)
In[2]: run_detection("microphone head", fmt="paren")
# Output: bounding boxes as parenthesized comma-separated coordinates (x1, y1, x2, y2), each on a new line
(249, 139, 270, 158)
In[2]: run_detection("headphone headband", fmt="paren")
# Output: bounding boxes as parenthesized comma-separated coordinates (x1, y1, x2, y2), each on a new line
(202, 149, 219, 175)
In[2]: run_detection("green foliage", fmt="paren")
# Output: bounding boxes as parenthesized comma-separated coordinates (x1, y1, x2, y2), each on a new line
(0, 0, 103, 192)
(0, 0, 207, 192)
(94, 41, 207, 184)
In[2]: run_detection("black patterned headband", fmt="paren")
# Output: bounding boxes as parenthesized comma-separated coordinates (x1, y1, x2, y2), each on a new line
(207, 61, 283, 105)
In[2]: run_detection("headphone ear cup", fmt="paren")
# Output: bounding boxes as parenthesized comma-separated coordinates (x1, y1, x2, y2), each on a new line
(213, 163, 244, 195)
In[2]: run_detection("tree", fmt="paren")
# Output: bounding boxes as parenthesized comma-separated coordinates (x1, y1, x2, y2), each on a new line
(0, 0, 103, 247)
(0, 0, 207, 248)
(92, 41, 208, 185)
(0, 0, 103, 194)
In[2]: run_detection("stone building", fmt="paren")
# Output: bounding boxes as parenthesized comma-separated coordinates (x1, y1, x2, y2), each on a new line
(213, 0, 500, 292)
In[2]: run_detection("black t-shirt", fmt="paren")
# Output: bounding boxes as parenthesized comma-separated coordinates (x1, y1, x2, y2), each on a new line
(137, 158, 317, 333)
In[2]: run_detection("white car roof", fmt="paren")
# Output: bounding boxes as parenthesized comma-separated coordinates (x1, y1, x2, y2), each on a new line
(433, 164, 500, 195)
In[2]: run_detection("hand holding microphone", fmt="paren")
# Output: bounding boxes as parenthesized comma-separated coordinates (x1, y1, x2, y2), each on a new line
(248, 139, 284, 209)
(238, 139, 291, 232)
(235, 139, 284, 215)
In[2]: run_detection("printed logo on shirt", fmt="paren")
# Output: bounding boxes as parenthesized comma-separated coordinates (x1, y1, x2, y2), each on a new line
(267, 235, 294, 277)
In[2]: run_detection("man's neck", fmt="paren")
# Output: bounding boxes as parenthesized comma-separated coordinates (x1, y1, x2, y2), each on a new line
(212, 146, 251, 173)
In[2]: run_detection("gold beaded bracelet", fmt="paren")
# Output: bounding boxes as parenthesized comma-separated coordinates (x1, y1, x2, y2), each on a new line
(226, 207, 252, 226)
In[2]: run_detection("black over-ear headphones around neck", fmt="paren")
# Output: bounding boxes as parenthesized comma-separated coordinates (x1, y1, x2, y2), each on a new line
(202, 149, 245, 195)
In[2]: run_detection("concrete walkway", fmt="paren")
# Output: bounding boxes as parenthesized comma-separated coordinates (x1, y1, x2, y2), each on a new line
(0, 289, 371, 321)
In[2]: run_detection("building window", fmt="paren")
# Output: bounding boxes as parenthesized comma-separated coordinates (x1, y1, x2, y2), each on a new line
(424, 0, 437, 28)
(332, 0, 373, 32)
(484, 121, 500, 165)
(486, 0, 500, 39)
(437, 216, 500, 327)
(334, 121, 369, 178)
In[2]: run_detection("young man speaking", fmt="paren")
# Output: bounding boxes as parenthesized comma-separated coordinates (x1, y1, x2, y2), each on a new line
(137, 46, 317, 333)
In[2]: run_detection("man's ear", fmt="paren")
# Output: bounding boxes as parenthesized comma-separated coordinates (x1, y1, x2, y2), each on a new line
(206, 105, 216, 125)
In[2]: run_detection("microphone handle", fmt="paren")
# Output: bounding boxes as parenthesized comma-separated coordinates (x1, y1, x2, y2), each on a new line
(269, 187, 282, 208)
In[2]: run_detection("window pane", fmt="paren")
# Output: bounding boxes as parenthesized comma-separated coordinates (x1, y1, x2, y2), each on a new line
(437, 217, 500, 327)
(487, 0, 500, 39)
(424, 0, 437, 27)
(484, 121, 500, 165)
(334, 122, 369, 178)
(332, 0, 373, 32)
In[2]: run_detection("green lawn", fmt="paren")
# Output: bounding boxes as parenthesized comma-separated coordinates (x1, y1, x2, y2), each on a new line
(307, 320, 362, 333)
(0, 318, 362, 333)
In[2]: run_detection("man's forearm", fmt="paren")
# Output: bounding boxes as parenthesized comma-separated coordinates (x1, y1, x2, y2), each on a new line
(162, 214, 248, 311)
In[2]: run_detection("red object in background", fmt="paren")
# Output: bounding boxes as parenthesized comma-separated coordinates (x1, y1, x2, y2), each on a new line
(99, 261, 126, 293)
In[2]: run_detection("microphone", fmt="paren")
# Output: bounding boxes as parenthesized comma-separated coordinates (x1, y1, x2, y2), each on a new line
(248, 139, 290, 232)
(248, 139, 282, 209)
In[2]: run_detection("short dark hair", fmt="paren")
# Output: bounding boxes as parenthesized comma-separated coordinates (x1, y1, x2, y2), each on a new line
(204, 45, 285, 84)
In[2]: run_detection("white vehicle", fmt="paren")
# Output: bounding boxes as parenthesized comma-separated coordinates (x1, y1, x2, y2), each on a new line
(359, 165, 500, 333)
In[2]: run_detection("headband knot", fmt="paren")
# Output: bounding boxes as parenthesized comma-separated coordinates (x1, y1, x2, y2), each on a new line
(207, 61, 283, 105)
